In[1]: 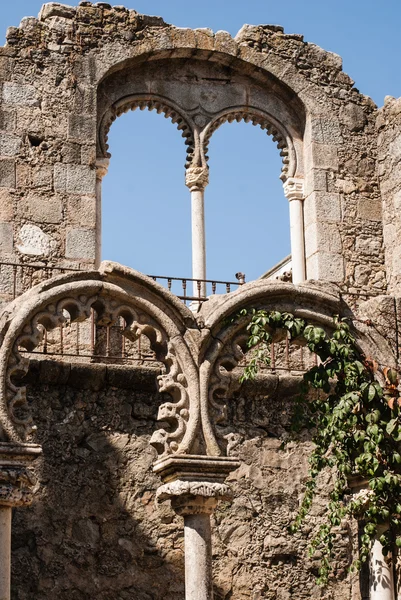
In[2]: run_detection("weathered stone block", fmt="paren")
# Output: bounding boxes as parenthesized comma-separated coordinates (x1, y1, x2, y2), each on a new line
(306, 251, 344, 282)
(310, 118, 342, 145)
(68, 114, 96, 141)
(0, 190, 14, 221)
(66, 228, 96, 260)
(54, 164, 96, 195)
(2, 83, 40, 107)
(0, 55, 11, 76)
(66, 196, 96, 227)
(304, 191, 341, 225)
(355, 235, 382, 256)
(389, 134, 401, 161)
(39, 2, 77, 21)
(0, 133, 21, 157)
(0, 262, 14, 295)
(0, 159, 15, 188)
(19, 194, 63, 224)
(81, 144, 97, 166)
(32, 166, 53, 190)
(305, 222, 342, 257)
(305, 142, 339, 172)
(61, 142, 81, 164)
(0, 222, 13, 254)
(16, 224, 57, 257)
(340, 103, 367, 132)
(304, 169, 328, 196)
(0, 110, 16, 132)
(15, 106, 44, 135)
(357, 198, 382, 221)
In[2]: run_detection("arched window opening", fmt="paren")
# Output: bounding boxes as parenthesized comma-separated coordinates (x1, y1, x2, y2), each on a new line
(206, 120, 291, 284)
(101, 109, 191, 278)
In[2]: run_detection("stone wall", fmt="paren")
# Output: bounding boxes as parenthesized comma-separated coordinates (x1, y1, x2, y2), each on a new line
(12, 359, 355, 600)
(377, 96, 401, 295)
(0, 1, 390, 292)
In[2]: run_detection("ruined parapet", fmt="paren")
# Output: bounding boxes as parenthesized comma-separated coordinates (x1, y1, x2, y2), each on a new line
(377, 96, 401, 295)
(0, 2, 386, 294)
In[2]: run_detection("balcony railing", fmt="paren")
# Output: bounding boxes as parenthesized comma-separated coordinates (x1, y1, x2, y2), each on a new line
(0, 261, 244, 304)
(0, 261, 321, 372)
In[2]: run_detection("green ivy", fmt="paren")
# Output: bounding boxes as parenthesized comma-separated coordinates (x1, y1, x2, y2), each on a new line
(237, 308, 401, 585)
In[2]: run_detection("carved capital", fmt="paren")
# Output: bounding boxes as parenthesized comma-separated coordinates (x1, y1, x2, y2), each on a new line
(157, 480, 232, 516)
(185, 166, 209, 192)
(283, 177, 304, 201)
(0, 443, 42, 507)
(96, 157, 110, 181)
(157, 479, 232, 502)
(154, 454, 239, 515)
(172, 494, 218, 516)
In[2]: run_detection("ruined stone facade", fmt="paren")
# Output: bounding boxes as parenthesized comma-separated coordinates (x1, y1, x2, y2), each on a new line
(0, 2, 400, 599)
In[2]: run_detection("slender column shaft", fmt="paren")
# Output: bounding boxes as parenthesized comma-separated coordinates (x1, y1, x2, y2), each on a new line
(370, 535, 395, 600)
(191, 189, 207, 298)
(0, 507, 12, 600)
(186, 166, 209, 301)
(95, 158, 110, 270)
(289, 197, 306, 284)
(184, 512, 213, 600)
(283, 177, 306, 284)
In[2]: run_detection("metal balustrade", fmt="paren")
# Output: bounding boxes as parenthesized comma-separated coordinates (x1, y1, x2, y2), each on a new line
(0, 261, 244, 303)
(1, 261, 318, 371)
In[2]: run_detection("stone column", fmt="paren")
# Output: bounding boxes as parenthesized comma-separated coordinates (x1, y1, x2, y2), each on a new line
(283, 177, 306, 284)
(370, 526, 395, 600)
(95, 158, 110, 269)
(0, 443, 41, 600)
(154, 455, 240, 600)
(348, 480, 395, 600)
(185, 167, 209, 300)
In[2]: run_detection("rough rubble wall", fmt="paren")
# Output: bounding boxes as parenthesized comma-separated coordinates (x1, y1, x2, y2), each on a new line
(377, 96, 401, 295)
(12, 359, 356, 600)
(0, 2, 386, 293)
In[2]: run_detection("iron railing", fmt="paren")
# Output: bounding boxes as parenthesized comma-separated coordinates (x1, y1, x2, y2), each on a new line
(0, 261, 319, 371)
(0, 261, 244, 304)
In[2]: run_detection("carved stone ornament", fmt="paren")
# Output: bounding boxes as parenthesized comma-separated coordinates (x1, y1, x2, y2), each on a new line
(0, 264, 396, 466)
(154, 454, 240, 514)
(283, 177, 304, 201)
(185, 166, 209, 192)
(0, 442, 42, 507)
(0, 263, 200, 459)
(156, 479, 232, 502)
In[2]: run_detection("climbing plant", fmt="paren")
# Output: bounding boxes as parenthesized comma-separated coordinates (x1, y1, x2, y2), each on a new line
(237, 308, 401, 585)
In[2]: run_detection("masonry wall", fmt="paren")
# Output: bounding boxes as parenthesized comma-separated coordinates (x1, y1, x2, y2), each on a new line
(12, 359, 356, 600)
(377, 96, 401, 295)
(0, 2, 390, 294)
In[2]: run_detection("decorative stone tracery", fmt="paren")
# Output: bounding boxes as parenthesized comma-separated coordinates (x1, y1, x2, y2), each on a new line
(0, 261, 397, 599)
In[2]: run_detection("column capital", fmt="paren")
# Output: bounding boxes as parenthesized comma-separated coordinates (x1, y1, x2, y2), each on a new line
(0, 443, 42, 507)
(96, 157, 110, 181)
(283, 177, 304, 201)
(154, 454, 240, 515)
(185, 166, 209, 192)
(157, 479, 232, 515)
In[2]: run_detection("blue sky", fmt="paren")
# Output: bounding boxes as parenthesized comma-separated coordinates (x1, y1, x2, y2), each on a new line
(1, 2, 400, 283)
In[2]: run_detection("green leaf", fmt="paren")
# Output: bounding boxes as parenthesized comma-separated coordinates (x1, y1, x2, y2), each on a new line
(386, 418, 398, 435)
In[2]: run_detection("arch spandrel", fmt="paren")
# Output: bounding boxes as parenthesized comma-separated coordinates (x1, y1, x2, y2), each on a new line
(0, 262, 201, 456)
